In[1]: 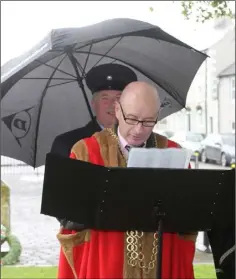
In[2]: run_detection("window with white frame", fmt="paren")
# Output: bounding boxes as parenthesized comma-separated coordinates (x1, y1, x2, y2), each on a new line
(231, 76, 235, 100)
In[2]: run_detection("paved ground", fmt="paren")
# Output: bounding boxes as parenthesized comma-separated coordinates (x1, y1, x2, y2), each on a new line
(2, 174, 59, 266)
(1, 161, 228, 266)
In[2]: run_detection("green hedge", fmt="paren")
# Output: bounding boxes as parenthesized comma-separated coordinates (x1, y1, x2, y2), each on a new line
(1, 234, 22, 265)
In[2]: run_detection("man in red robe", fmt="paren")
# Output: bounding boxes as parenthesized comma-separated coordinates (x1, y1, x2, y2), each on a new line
(56, 63, 138, 277)
(57, 81, 197, 279)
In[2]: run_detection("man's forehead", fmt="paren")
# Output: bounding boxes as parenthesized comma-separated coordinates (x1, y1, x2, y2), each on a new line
(98, 90, 122, 97)
(122, 102, 159, 119)
(126, 109, 158, 119)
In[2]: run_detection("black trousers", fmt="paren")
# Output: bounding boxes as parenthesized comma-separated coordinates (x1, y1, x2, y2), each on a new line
(208, 228, 235, 279)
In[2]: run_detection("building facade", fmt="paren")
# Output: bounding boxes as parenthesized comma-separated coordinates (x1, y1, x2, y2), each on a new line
(156, 19, 235, 136)
(218, 63, 235, 133)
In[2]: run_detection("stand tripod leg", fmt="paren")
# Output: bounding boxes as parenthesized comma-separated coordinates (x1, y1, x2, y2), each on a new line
(156, 219, 163, 279)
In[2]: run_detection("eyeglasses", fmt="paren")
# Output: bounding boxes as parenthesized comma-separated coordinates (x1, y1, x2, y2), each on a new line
(119, 103, 157, 127)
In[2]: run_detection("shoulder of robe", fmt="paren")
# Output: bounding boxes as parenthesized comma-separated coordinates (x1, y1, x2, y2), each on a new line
(71, 139, 89, 161)
(167, 139, 182, 149)
(93, 129, 116, 147)
(153, 133, 168, 149)
(71, 129, 113, 161)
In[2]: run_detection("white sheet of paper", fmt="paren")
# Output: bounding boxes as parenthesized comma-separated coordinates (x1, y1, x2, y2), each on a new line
(127, 148, 192, 169)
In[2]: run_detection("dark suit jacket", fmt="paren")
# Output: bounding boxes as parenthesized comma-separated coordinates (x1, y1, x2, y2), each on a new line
(208, 227, 235, 279)
(207, 169, 235, 279)
(50, 119, 101, 230)
(51, 120, 101, 157)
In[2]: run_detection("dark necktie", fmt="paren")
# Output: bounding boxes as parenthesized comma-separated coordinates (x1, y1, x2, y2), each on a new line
(125, 145, 131, 152)
(125, 143, 145, 152)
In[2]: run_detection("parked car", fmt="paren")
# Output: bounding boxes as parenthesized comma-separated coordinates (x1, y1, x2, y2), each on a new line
(200, 133, 235, 167)
(169, 131, 204, 160)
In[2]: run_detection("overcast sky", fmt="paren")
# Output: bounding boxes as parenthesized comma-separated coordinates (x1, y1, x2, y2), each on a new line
(1, 1, 234, 65)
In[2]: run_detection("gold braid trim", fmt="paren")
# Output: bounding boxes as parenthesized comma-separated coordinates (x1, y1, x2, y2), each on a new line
(71, 139, 89, 161)
(93, 129, 126, 167)
(92, 128, 170, 278)
(57, 229, 90, 279)
(154, 133, 168, 149)
(56, 139, 90, 278)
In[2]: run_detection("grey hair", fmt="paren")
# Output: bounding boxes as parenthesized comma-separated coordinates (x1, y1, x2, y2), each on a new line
(92, 91, 100, 101)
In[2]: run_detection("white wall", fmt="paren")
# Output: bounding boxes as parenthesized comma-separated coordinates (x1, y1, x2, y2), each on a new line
(218, 76, 235, 133)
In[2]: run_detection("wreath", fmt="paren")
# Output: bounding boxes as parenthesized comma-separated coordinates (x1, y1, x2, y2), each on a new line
(1, 224, 22, 266)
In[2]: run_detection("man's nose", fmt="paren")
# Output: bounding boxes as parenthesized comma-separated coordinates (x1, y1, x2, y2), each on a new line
(110, 98, 116, 107)
(135, 122, 143, 132)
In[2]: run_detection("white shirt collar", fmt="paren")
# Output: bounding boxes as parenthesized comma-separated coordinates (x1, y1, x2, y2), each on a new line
(96, 120, 104, 130)
(117, 127, 146, 158)
(117, 127, 129, 158)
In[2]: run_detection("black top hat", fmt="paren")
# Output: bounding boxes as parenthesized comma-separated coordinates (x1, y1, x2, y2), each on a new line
(85, 63, 137, 94)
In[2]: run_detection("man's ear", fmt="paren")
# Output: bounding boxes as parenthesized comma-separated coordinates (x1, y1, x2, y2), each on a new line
(114, 101, 120, 118)
(91, 98, 95, 111)
(91, 93, 98, 111)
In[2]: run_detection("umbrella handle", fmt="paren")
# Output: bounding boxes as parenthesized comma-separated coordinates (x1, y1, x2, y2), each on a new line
(67, 52, 94, 121)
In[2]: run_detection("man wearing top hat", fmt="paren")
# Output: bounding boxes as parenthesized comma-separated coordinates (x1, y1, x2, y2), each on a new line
(51, 63, 138, 158)
(53, 63, 138, 278)
(51, 63, 137, 232)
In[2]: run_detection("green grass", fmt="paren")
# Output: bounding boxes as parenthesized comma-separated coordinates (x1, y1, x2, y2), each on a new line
(194, 264, 216, 278)
(2, 265, 216, 278)
(2, 266, 57, 278)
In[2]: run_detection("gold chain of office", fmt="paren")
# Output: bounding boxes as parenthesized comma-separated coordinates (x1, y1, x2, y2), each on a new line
(126, 231, 158, 273)
(107, 128, 159, 274)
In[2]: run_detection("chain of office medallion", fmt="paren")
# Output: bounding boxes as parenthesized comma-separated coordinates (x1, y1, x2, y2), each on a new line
(126, 231, 158, 273)
(106, 128, 159, 273)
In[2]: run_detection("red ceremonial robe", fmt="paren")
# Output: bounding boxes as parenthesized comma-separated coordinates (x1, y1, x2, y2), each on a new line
(57, 128, 196, 279)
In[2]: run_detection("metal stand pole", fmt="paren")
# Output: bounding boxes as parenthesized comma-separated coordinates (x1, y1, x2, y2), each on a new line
(154, 200, 164, 279)
(156, 219, 163, 279)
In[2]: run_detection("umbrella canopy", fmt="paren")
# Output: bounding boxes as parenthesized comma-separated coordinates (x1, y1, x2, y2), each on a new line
(1, 18, 207, 168)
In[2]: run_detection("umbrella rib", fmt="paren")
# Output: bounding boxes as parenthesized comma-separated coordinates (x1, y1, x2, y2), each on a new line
(110, 59, 118, 64)
(88, 37, 123, 72)
(48, 80, 76, 88)
(82, 43, 93, 78)
(21, 77, 76, 81)
(67, 52, 94, 121)
(73, 28, 155, 53)
(33, 54, 68, 168)
(74, 59, 85, 76)
(157, 80, 182, 102)
(71, 37, 121, 87)
(35, 59, 77, 79)
(1, 52, 68, 101)
(72, 26, 205, 56)
(75, 50, 185, 107)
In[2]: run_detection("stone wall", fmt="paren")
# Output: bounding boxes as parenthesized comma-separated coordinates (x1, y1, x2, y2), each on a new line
(1, 181, 11, 232)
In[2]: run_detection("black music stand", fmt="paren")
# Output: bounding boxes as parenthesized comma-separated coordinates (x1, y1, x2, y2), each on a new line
(41, 153, 234, 279)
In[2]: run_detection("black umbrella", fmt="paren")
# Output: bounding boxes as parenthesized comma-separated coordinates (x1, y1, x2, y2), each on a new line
(1, 18, 207, 168)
